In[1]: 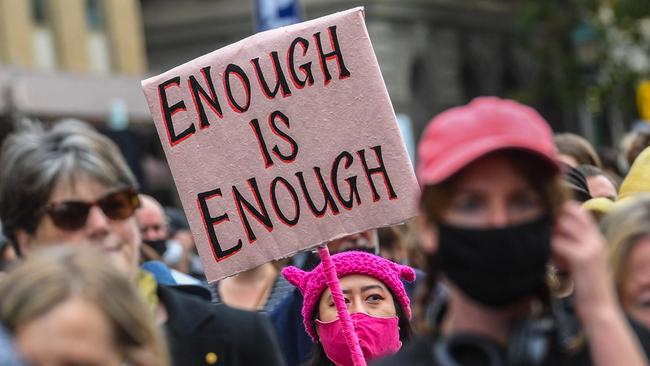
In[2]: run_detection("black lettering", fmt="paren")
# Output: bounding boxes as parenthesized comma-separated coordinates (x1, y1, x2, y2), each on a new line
(314, 26, 351, 85)
(269, 111, 298, 162)
(249, 118, 274, 168)
(357, 145, 397, 201)
(288, 37, 315, 88)
(224, 64, 251, 113)
(233, 178, 273, 243)
(271, 176, 300, 226)
(158, 76, 193, 146)
(251, 52, 292, 98)
(197, 188, 242, 260)
(296, 168, 340, 217)
(331, 151, 361, 209)
(188, 66, 223, 128)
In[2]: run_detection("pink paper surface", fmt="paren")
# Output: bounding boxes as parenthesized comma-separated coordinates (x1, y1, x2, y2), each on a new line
(141, 7, 420, 282)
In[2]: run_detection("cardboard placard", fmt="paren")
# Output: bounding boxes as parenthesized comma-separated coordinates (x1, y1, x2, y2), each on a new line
(141, 7, 419, 282)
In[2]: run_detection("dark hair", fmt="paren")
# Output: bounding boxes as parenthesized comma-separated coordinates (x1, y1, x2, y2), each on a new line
(308, 291, 412, 366)
(562, 163, 591, 202)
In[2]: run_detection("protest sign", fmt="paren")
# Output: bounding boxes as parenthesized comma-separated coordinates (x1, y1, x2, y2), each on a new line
(141, 7, 419, 282)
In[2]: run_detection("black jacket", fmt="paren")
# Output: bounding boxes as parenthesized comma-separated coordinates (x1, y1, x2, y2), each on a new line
(158, 285, 286, 366)
(373, 317, 650, 366)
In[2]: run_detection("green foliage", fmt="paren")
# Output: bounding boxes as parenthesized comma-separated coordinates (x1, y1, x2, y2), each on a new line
(513, 0, 650, 128)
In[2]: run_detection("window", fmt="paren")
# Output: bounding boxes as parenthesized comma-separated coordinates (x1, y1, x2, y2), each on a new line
(31, 0, 57, 70)
(85, 0, 111, 73)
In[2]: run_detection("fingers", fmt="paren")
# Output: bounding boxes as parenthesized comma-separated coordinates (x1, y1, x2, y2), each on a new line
(551, 201, 606, 269)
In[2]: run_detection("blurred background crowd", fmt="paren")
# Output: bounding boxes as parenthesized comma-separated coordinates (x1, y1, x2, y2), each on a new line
(1, 1, 650, 366)
(0, 0, 649, 207)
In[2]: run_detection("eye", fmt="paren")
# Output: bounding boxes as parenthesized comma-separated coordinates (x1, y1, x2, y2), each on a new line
(636, 298, 650, 309)
(450, 193, 485, 213)
(509, 190, 542, 211)
(328, 297, 351, 307)
(366, 294, 384, 304)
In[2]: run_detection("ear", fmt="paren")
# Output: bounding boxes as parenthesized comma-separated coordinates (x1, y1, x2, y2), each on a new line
(398, 265, 416, 283)
(14, 229, 33, 256)
(416, 215, 438, 254)
(282, 266, 307, 288)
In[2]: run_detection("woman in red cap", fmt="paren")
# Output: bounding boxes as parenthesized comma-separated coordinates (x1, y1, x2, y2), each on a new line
(376, 97, 647, 366)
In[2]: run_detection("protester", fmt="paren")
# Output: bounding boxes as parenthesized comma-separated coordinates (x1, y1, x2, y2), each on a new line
(136, 194, 184, 266)
(576, 164, 618, 200)
(282, 251, 415, 366)
(0, 222, 16, 274)
(328, 230, 379, 254)
(0, 324, 23, 366)
(378, 226, 408, 265)
(619, 147, 650, 201)
(136, 194, 201, 286)
(377, 97, 647, 366)
(211, 261, 294, 312)
(0, 246, 169, 366)
(0, 120, 285, 366)
(562, 163, 592, 202)
(554, 132, 602, 168)
(602, 195, 650, 331)
(270, 229, 386, 365)
(164, 206, 204, 279)
(622, 123, 650, 170)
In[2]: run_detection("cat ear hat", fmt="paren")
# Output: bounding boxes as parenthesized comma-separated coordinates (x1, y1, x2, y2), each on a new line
(282, 251, 416, 340)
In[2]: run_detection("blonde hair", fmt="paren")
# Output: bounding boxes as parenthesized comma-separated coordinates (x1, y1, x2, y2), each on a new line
(601, 195, 650, 297)
(0, 246, 169, 366)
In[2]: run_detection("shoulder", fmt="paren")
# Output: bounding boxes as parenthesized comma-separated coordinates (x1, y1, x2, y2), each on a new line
(213, 303, 270, 329)
(158, 286, 285, 366)
(265, 275, 295, 313)
(373, 337, 436, 366)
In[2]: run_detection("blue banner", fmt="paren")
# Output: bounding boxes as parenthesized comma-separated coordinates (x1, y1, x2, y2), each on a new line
(254, 0, 302, 32)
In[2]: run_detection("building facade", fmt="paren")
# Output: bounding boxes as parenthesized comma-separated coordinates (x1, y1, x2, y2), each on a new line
(0, 0, 150, 125)
(142, 0, 525, 141)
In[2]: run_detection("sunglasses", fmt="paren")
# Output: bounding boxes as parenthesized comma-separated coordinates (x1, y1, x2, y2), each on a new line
(43, 188, 140, 231)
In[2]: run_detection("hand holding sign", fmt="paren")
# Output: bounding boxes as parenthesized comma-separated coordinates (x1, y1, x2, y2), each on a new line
(141, 7, 419, 282)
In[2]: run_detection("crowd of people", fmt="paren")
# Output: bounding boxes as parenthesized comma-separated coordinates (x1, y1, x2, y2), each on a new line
(1, 96, 650, 366)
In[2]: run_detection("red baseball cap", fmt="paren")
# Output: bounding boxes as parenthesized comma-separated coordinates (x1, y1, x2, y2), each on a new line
(417, 97, 560, 185)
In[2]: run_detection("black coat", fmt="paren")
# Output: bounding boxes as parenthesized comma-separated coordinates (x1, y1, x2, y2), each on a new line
(158, 285, 286, 366)
(373, 317, 650, 366)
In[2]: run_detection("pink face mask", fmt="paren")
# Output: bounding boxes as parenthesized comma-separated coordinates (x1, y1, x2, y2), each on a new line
(316, 312, 402, 366)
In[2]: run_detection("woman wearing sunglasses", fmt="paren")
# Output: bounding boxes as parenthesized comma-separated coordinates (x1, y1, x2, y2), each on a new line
(0, 120, 285, 366)
(0, 121, 142, 277)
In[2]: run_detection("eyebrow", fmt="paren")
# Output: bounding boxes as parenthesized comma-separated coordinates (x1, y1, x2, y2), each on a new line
(360, 284, 386, 293)
(327, 284, 387, 302)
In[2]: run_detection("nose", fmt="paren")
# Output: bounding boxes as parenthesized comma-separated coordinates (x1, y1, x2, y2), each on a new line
(488, 201, 509, 228)
(347, 297, 365, 315)
(142, 227, 156, 241)
(84, 205, 111, 236)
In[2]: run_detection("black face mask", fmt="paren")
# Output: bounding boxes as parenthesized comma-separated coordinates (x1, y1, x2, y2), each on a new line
(437, 216, 552, 308)
(144, 239, 167, 257)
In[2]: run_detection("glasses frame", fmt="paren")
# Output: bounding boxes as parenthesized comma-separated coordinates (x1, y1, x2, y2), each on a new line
(42, 188, 140, 231)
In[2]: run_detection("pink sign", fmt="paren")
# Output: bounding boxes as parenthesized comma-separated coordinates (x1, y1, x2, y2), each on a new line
(141, 7, 419, 282)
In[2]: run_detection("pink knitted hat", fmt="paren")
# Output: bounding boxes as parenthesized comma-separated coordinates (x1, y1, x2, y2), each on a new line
(282, 251, 416, 341)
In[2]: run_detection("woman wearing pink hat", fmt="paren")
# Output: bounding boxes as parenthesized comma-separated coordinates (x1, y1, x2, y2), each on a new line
(282, 250, 415, 366)
(376, 97, 647, 366)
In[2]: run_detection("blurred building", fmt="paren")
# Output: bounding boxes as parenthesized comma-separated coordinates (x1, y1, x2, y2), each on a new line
(142, 0, 526, 141)
(0, 0, 150, 127)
